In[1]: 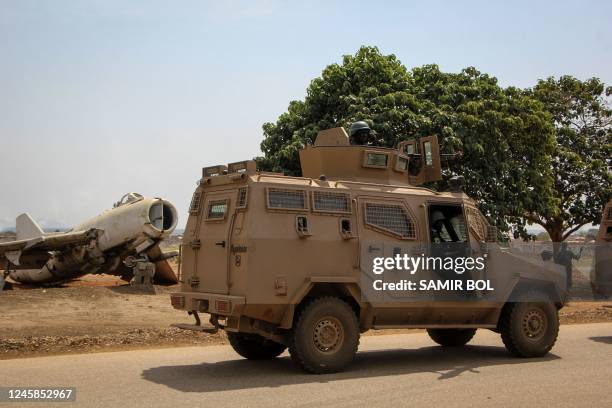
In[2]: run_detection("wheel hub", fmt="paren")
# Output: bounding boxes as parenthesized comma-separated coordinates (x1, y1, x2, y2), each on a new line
(313, 317, 343, 353)
(522, 308, 547, 339)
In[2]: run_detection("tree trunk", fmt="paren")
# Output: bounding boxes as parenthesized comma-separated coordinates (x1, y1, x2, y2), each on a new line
(546, 222, 565, 254)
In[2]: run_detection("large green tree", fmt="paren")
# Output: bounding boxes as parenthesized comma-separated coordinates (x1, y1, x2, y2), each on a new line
(525, 76, 611, 242)
(258, 46, 558, 234)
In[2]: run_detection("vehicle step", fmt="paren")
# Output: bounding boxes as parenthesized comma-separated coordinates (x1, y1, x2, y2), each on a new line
(171, 323, 218, 334)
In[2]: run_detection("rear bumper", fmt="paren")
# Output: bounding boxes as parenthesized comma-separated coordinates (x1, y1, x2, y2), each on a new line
(170, 291, 245, 316)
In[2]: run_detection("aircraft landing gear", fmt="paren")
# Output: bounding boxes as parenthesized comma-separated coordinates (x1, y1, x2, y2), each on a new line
(123, 256, 156, 291)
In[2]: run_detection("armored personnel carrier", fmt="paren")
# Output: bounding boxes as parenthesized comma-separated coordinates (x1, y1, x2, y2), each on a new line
(171, 125, 567, 373)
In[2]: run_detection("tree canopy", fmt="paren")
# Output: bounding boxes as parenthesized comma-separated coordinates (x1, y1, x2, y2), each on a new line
(257, 46, 611, 239)
(526, 76, 611, 241)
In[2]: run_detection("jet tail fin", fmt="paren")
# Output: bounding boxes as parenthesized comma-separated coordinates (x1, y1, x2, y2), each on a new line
(16, 213, 45, 241)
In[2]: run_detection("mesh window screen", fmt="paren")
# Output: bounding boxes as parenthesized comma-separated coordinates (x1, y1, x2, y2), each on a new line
(313, 191, 350, 213)
(365, 203, 416, 239)
(466, 207, 487, 241)
(237, 187, 248, 208)
(268, 188, 306, 209)
(189, 191, 202, 214)
(207, 200, 228, 219)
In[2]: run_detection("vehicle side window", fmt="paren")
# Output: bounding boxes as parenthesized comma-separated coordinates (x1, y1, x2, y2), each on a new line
(363, 151, 389, 168)
(236, 187, 248, 209)
(207, 199, 228, 220)
(429, 204, 467, 243)
(189, 191, 202, 214)
(465, 207, 487, 241)
(364, 202, 416, 239)
(423, 141, 433, 166)
(312, 191, 351, 213)
(267, 188, 307, 210)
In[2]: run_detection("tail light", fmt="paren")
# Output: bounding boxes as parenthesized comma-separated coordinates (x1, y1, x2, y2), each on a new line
(215, 300, 230, 314)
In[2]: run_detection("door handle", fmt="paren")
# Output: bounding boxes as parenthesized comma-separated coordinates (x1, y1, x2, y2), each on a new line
(215, 240, 226, 248)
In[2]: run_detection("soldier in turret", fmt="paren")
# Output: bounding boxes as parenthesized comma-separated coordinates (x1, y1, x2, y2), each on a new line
(349, 121, 378, 145)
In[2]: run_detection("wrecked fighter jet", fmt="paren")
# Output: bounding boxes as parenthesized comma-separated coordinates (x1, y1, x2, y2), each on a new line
(0, 193, 179, 288)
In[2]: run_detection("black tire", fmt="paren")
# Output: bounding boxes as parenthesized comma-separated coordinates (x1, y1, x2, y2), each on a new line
(289, 297, 360, 374)
(227, 332, 286, 360)
(499, 292, 559, 357)
(427, 328, 476, 347)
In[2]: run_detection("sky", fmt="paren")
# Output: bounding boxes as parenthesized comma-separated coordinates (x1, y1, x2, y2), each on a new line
(0, 0, 610, 229)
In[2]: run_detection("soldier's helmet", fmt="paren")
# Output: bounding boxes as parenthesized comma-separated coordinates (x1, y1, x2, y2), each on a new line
(349, 121, 376, 145)
(349, 121, 371, 137)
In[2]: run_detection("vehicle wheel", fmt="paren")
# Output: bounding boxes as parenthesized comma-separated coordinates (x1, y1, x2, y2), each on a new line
(499, 292, 559, 357)
(227, 332, 286, 360)
(427, 328, 476, 347)
(289, 297, 360, 374)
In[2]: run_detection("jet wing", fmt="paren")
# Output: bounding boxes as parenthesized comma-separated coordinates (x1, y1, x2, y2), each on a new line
(0, 229, 99, 266)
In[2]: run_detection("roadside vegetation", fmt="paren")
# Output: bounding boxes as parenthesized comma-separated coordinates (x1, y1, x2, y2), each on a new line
(258, 46, 611, 241)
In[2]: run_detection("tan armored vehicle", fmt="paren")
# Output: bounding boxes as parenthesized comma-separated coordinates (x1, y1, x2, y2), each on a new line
(592, 200, 612, 298)
(171, 125, 566, 373)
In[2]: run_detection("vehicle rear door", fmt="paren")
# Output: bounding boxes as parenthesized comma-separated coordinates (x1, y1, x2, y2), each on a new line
(195, 190, 234, 294)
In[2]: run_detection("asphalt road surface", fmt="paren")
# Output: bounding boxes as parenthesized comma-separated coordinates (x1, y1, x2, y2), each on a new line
(1, 323, 611, 408)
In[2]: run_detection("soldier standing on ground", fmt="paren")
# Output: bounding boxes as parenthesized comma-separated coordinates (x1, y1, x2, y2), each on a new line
(554, 242, 583, 291)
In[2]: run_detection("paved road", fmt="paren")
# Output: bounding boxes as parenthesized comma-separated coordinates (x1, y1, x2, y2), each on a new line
(1, 323, 611, 408)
